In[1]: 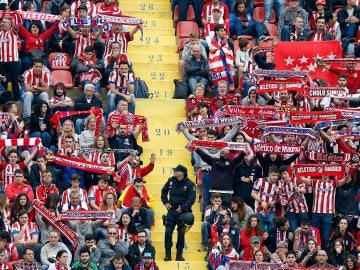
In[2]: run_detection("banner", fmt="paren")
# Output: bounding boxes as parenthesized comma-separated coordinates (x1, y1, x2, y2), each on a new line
(262, 126, 317, 139)
(326, 107, 360, 118)
(185, 140, 251, 153)
(22, 11, 60, 22)
(49, 108, 103, 136)
(32, 200, 79, 250)
(307, 152, 355, 163)
(229, 261, 281, 270)
(175, 117, 244, 132)
(59, 210, 112, 221)
(316, 118, 360, 130)
(257, 79, 304, 93)
(105, 113, 149, 142)
(274, 41, 343, 85)
(289, 111, 341, 124)
(0, 138, 42, 150)
(254, 69, 309, 79)
(294, 164, 346, 178)
(214, 105, 279, 119)
(302, 87, 347, 97)
(253, 143, 303, 154)
(49, 154, 115, 175)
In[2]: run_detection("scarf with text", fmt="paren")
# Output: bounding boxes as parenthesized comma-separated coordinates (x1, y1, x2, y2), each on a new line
(175, 117, 244, 132)
(186, 140, 252, 155)
(229, 261, 280, 270)
(315, 118, 360, 130)
(59, 210, 113, 221)
(302, 87, 347, 97)
(294, 164, 347, 178)
(214, 105, 279, 119)
(262, 126, 317, 139)
(257, 79, 304, 93)
(329, 131, 360, 141)
(326, 107, 360, 118)
(254, 69, 310, 79)
(49, 108, 103, 136)
(49, 154, 115, 175)
(32, 199, 79, 250)
(289, 111, 342, 124)
(105, 113, 149, 142)
(307, 152, 355, 163)
(253, 143, 303, 154)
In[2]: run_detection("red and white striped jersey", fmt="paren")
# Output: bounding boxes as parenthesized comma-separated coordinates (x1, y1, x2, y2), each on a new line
(62, 201, 89, 212)
(11, 222, 39, 242)
(103, 54, 129, 76)
(24, 68, 50, 88)
(102, 30, 133, 58)
(311, 178, 338, 214)
(97, 3, 121, 16)
(88, 151, 115, 166)
(0, 261, 13, 270)
(61, 187, 88, 205)
(253, 177, 282, 213)
(74, 32, 98, 58)
(88, 184, 116, 207)
(202, 3, 230, 23)
(0, 28, 19, 62)
(0, 161, 25, 187)
(281, 178, 308, 213)
(70, 1, 97, 18)
(108, 71, 135, 95)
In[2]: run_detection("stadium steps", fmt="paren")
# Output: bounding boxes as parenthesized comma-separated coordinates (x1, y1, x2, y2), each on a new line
(118, 0, 207, 268)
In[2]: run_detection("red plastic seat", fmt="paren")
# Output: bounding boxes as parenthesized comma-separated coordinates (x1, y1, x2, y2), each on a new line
(253, 7, 276, 24)
(176, 21, 199, 38)
(173, 5, 195, 21)
(48, 52, 71, 70)
(264, 23, 278, 38)
(51, 70, 74, 88)
(335, 8, 342, 15)
(178, 38, 190, 53)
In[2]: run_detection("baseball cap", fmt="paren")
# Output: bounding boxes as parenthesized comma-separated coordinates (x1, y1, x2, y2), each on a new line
(134, 178, 146, 184)
(173, 164, 187, 174)
(250, 236, 261, 243)
(142, 252, 154, 258)
(78, 4, 88, 10)
(316, 0, 326, 5)
(212, 7, 221, 12)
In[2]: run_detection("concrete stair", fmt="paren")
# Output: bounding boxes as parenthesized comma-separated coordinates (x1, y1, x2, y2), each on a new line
(119, 0, 207, 267)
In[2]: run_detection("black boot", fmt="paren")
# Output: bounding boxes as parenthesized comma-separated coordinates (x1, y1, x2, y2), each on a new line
(164, 249, 172, 261)
(176, 250, 185, 261)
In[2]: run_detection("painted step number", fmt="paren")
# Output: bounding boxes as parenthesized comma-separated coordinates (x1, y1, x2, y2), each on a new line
(151, 72, 165, 80)
(140, 3, 154, 10)
(148, 54, 163, 63)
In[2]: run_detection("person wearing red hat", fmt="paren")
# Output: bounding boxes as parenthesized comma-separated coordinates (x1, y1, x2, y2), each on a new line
(310, 0, 327, 30)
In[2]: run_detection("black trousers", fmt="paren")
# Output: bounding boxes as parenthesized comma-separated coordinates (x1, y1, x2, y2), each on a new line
(164, 209, 185, 252)
(0, 61, 20, 100)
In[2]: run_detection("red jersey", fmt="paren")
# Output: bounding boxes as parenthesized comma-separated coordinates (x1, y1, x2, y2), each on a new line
(0, 261, 13, 269)
(328, 66, 360, 93)
(74, 32, 98, 58)
(253, 177, 282, 213)
(24, 68, 50, 88)
(102, 30, 133, 58)
(97, 3, 121, 16)
(117, 226, 137, 245)
(0, 27, 19, 62)
(88, 151, 115, 166)
(35, 184, 59, 203)
(88, 184, 116, 207)
(104, 54, 129, 76)
(5, 183, 34, 204)
(0, 161, 25, 187)
(70, 1, 97, 18)
(202, 3, 230, 23)
(281, 178, 308, 213)
(11, 221, 39, 242)
(61, 187, 88, 205)
(108, 71, 135, 95)
(311, 178, 338, 214)
(115, 162, 154, 192)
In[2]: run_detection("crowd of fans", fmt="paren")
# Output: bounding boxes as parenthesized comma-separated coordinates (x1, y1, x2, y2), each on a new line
(174, 0, 360, 270)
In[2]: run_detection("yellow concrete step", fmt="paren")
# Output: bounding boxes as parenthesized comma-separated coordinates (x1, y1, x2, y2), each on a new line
(135, 70, 179, 82)
(119, 0, 170, 3)
(133, 63, 178, 72)
(136, 98, 185, 106)
(130, 44, 178, 53)
(152, 221, 202, 232)
(143, 136, 187, 147)
(141, 164, 194, 177)
(120, 2, 171, 13)
(123, 11, 171, 19)
(155, 261, 208, 270)
(152, 241, 203, 253)
(141, 19, 174, 29)
(140, 157, 191, 166)
(151, 230, 202, 241)
(136, 103, 185, 117)
(155, 252, 207, 261)
(136, 30, 176, 41)
(140, 147, 190, 158)
(128, 52, 179, 65)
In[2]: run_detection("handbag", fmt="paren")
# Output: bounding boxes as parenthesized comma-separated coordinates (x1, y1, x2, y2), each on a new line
(173, 79, 189, 99)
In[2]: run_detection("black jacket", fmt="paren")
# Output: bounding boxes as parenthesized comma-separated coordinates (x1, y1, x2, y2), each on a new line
(161, 176, 196, 212)
(196, 148, 244, 192)
(127, 242, 156, 267)
(74, 95, 103, 111)
(338, 5, 360, 35)
(304, 30, 333, 41)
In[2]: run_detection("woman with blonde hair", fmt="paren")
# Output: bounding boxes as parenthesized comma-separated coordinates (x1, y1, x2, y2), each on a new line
(79, 114, 97, 148)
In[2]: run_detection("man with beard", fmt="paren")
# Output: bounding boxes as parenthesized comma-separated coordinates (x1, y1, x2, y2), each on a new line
(71, 247, 98, 270)
(134, 252, 158, 270)
(127, 230, 156, 268)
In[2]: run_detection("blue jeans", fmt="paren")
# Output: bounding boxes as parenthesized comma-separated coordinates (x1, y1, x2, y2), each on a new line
(234, 19, 263, 37)
(201, 221, 211, 246)
(187, 76, 209, 95)
(30, 131, 52, 148)
(220, 0, 237, 13)
(22, 91, 49, 118)
(171, 0, 190, 22)
(264, 0, 284, 23)
(341, 23, 357, 51)
(257, 211, 276, 232)
(202, 171, 211, 213)
(107, 93, 135, 114)
(281, 25, 292, 41)
(311, 213, 332, 250)
(286, 211, 308, 232)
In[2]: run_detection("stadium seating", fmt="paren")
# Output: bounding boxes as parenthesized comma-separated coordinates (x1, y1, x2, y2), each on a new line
(48, 53, 71, 70)
(176, 21, 199, 38)
(253, 7, 276, 24)
(173, 5, 195, 22)
(51, 70, 74, 88)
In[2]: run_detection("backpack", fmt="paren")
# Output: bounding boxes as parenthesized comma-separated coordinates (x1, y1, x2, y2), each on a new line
(134, 78, 150, 98)
(173, 79, 189, 99)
